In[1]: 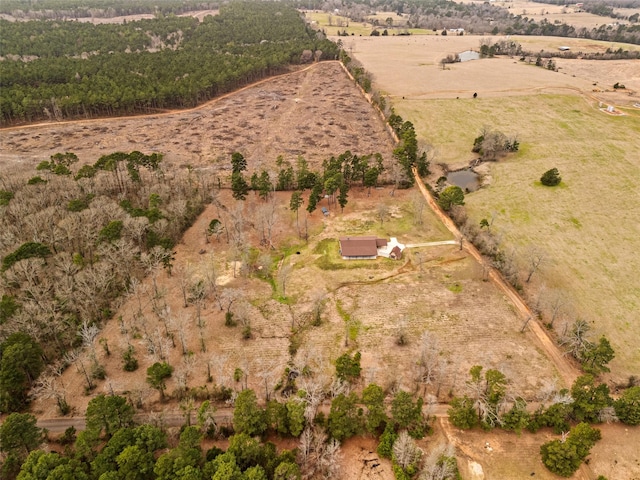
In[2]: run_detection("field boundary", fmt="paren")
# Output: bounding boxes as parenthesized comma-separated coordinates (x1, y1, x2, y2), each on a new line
(412, 167, 580, 388)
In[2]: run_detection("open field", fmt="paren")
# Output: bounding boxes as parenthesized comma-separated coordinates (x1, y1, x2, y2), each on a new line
(303, 10, 432, 36)
(0, 62, 396, 175)
(459, 0, 638, 30)
(339, 35, 640, 105)
(347, 34, 640, 383)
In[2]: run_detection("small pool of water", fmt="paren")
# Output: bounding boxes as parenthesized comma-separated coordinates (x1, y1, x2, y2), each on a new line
(447, 170, 479, 192)
(459, 50, 480, 62)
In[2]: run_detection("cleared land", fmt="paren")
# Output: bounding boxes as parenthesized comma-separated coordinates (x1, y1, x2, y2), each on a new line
(0, 62, 396, 174)
(31, 185, 562, 415)
(346, 34, 640, 383)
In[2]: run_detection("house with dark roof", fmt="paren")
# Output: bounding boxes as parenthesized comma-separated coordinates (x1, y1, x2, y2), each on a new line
(339, 236, 387, 260)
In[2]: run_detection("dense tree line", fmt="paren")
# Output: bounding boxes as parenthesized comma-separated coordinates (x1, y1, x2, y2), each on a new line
(0, 16, 197, 57)
(0, 377, 448, 480)
(0, 2, 339, 124)
(0, 0, 219, 18)
(448, 365, 640, 477)
(0, 151, 211, 413)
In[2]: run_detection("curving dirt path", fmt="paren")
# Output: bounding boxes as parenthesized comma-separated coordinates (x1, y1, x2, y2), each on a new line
(412, 168, 581, 389)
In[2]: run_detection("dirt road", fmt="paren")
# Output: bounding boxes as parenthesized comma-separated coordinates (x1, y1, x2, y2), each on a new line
(412, 168, 580, 389)
(37, 403, 451, 433)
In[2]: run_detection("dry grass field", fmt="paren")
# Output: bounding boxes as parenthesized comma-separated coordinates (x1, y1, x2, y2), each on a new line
(459, 0, 636, 31)
(347, 34, 640, 384)
(303, 10, 432, 36)
(342, 35, 640, 104)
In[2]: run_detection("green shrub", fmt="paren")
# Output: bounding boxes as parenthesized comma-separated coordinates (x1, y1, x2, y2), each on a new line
(2, 242, 52, 271)
(540, 168, 561, 186)
(122, 346, 138, 372)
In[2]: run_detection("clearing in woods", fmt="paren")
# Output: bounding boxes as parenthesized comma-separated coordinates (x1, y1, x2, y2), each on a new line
(31, 186, 560, 416)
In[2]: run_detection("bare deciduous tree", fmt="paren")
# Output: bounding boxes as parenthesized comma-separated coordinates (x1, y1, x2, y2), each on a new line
(393, 431, 422, 471)
(524, 246, 546, 283)
(255, 198, 279, 249)
(545, 289, 568, 328)
(63, 349, 94, 392)
(411, 191, 426, 226)
(209, 353, 230, 387)
(420, 443, 457, 480)
(298, 426, 342, 480)
(278, 264, 293, 299)
(376, 203, 389, 225)
(256, 360, 280, 402)
(560, 318, 592, 360)
(415, 332, 443, 388)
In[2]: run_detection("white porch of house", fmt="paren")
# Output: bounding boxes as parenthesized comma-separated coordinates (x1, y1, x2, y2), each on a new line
(377, 237, 405, 258)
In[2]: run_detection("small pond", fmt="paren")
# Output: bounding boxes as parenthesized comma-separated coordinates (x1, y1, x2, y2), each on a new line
(458, 50, 480, 62)
(447, 169, 480, 192)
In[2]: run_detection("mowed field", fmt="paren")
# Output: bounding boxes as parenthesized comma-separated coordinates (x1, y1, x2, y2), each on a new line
(347, 34, 640, 382)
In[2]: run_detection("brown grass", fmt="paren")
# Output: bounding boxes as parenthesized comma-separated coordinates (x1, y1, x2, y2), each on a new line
(0, 62, 396, 174)
(347, 34, 640, 383)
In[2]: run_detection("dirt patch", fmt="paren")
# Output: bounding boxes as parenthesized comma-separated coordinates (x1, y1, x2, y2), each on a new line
(339, 437, 393, 480)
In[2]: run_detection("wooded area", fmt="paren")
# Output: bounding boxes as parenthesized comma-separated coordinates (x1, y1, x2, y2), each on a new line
(0, 0, 219, 17)
(0, 2, 339, 124)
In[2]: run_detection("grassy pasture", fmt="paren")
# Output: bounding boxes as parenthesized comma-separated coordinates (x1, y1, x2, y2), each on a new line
(303, 10, 432, 36)
(348, 34, 640, 380)
(396, 92, 640, 382)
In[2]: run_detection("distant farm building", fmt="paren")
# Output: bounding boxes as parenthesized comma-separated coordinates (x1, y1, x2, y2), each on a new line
(558, 46, 571, 51)
(339, 236, 405, 260)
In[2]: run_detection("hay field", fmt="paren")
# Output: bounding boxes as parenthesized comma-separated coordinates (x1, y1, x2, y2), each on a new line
(342, 35, 640, 104)
(349, 35, 640, 382)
